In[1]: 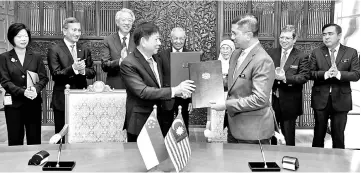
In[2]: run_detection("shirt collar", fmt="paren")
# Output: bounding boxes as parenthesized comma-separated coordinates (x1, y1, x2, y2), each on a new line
(63, 38, 76, 49)
(281, 47, 293, 55)
(172, 47, 183, 52)
(242, 41, 259, 55)
(329, 44, 340, 53)
(118, 32, 130, 40)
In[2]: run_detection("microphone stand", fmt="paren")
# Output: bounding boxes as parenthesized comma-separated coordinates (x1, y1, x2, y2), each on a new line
(248, 140, 280, 172)
(56, 138, 63, 168)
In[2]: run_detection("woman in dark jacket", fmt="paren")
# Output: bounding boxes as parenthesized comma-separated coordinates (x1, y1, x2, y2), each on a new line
(0, 23, 49, 146)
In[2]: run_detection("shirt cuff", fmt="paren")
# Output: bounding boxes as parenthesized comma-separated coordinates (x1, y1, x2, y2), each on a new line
(171, 87, 176, 98)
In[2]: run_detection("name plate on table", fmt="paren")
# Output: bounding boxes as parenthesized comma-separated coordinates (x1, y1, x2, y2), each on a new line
(170, 52, 202, 87)
(189, 60, 224, 108)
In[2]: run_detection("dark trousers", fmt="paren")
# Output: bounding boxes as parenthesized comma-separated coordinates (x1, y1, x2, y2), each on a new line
(272, 95, 296, 146)
(227, 129, 271, 145)
(312, 95, 348, 149)
(53, 109, 65, 143)
(4, 103, 41, 146)
(127, 132, 138, 142)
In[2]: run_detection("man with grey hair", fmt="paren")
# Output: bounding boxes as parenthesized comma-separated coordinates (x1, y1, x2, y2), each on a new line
(210, 14, 275, 144)
(47, 17, 96, 143)
(157, 27, 192, 136)
(268, 25, 309, 146)
(101, 8, 136, 89)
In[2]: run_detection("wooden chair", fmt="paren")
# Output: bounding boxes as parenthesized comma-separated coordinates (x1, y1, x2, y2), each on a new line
(65, 81, 127, 143)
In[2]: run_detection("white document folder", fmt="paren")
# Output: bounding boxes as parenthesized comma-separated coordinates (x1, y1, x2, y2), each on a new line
(27, 70, 39, 87)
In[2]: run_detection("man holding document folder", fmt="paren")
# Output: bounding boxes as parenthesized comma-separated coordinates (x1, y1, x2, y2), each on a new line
(210, 14, 275, 144)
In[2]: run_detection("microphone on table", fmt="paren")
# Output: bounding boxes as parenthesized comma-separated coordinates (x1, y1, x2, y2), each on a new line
(43, 124, 76, 171)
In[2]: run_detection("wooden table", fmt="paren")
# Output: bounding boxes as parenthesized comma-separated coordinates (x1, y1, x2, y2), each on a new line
(0, 142, 359, 172)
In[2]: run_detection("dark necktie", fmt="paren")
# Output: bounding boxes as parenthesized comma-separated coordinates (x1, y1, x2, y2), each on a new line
(121, 37, 127, 52)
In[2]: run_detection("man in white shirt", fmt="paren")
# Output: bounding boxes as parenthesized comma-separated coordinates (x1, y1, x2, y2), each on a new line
(47, 17, 96, 143)
(309, 23, 360, 149)
(101, 8, 136, 89)
(268, 25, 309, 146)
(119, 22, 195, 142)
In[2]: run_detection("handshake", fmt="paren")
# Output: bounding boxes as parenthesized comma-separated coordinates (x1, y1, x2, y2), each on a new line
(173, 80, 196, 99)
(24, 86, 37, 100)
(325, 66, 339, 79)
(72, 58, 86, 75)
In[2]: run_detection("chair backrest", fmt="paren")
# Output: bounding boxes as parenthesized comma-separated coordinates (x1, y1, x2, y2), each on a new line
(64, 81, 127, 143)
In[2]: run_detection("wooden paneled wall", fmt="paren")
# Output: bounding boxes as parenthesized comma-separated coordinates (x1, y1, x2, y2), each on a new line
(13, 0, 334, 128)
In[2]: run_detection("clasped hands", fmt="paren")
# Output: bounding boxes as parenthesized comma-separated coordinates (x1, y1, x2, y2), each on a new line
(275, 67, 286, 82)
(72, 59, 86, 75)
(24, 86, 37, 100)
(174, 80, 196, 99)
(325, 66, 340, 80)
(118, 47, 128, 66)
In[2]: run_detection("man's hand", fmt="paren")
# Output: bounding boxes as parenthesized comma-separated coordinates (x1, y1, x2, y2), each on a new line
(329, 66, 340, 79)
(174, 80, 196, 97)
(188, 103, 193, 114)
(73, 60, 85, 71)
(24, 87, 37, 100)
(275, 67, 286, 81)
(209, 100, 226, 111)
(119, 47, 128, 66)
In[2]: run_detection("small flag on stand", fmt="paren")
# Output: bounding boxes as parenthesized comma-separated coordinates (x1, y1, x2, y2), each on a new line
(137, 105, 168, 170)
(165, 106, 192, 173)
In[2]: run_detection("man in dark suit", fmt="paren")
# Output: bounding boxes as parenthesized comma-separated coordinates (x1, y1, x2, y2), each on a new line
(101, 8, 136, 89)
(310, 23, 359, 149)
(210, 14, 275, 144)
(47, 17, 96, 142)
(157, 27, 192, 136)
(119, 22, 196, 142)
(268, 25, 310, 146)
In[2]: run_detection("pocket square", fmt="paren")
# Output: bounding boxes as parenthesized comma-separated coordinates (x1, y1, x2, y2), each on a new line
(290, 65, 298, 69)
(341, 59, 350, 63)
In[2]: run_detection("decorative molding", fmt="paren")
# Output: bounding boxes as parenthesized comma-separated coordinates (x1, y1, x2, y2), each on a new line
(86, 81, 112, 93)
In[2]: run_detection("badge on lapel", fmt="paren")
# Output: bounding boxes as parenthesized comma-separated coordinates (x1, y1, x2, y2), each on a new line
(290, 65, 298, 69)
(239, 74, 246, 78)
(11, 58, 16, 62)
(341, 59, 350, 63)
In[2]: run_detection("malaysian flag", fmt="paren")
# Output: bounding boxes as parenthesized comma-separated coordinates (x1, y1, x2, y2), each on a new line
(164, 108, 191, 173)
(137, 106, 168, 170)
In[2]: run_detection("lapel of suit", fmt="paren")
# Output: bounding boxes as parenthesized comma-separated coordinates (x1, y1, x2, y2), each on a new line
(284, 48, 298, 72)
(335, 44, 346, 66)
(135, 48, 160, 88)
(113, 33, 123, 55)
(321, 45, 332, 68)
(9, 49, 26, 74)
(228, 49, 242, 91)
(22, 50, 34, 71)
(274, 48, 281, 68)
(59, 40, 74, 64)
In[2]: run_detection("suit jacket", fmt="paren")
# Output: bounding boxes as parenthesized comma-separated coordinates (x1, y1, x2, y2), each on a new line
(120, 48, 172, 135)
(268, 47, 310, 120)
(101, 33, 136, 89)
(310, 44, 360, 111)
(47, 40, 96, 111)
(0, 49, 49, 108)
(157, 48, 191, 111)
(225, 43, 275, 140)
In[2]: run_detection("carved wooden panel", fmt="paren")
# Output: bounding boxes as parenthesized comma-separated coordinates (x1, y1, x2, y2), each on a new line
(72, 1, 96, 36)
(43, 1, 66, 36)
(307, 0, 332, 39)
(130, 0, 217, 61)
(16, 1, 41, 36)
(223, 1, 248, 36)
(281, 0, 305, 38)
(99, 1, 123, 36)
(252, 0, 275, 38)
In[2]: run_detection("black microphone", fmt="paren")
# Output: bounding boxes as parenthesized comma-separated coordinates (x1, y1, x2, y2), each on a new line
(43, 124, 76, 171)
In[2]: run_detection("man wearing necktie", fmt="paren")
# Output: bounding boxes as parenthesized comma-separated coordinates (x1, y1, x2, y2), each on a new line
(210, 14, 275, 144)
(47, 17, 96, 143)
(157, 27, 193, 136)
(310, 24, 360, 149)
(101, 8, 136, 89)
(119, 22, 196, 142)
(268, 25, 310, 146)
